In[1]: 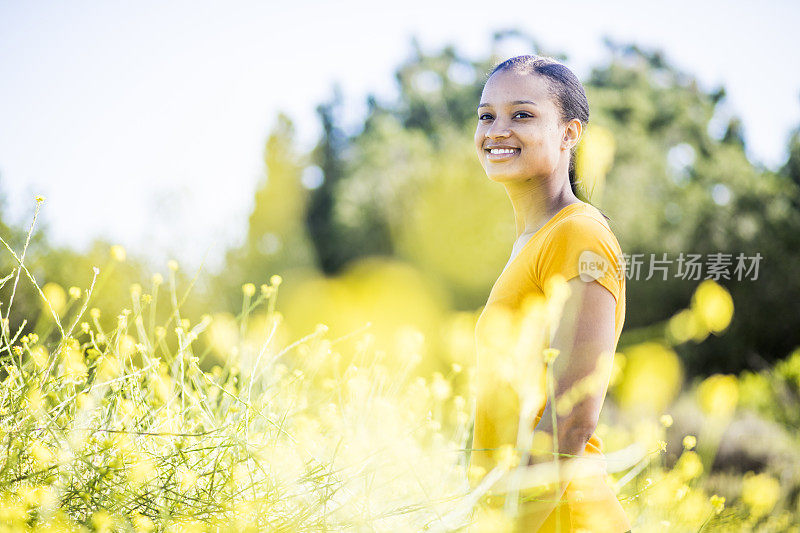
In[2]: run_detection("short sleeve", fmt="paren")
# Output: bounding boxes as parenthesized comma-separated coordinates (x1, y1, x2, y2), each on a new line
(534, 214, 624, 303)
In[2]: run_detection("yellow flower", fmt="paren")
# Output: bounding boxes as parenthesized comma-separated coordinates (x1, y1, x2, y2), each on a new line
(495, 444, 520, 470)
(68, 286, 81, 299)
(30, 345, 48, 368)
(656, 440, 667, 453)
(690, 280, 734, 334)
(90, 307, 101, 319)
(110, 244, 126, 262)
(467, 464, 487, 486)
(696, 374, 738, 418)
(35, 195, 46, 203)
(131, 513, 154, 532)
(63, 343, 87, 381)
(660, 414, 674, 427)
(710, 494, 725, 515)
(682, 435, 697, 450)
(741, 472, 780, 518)
(152, 273, 164, 285)
(270, 274, 283, 286)
(242, 283, 256, 297)
(676, 450, 703, 480)
(42, 282, 67, 316)
(431, 372, 452, 401)
(128, 457, 155, 487)
(543, 348, 560, 364)
(27, 388, 44, 414)
(574, 124, 616, 203)
(167, 259, 179, 272)
(667, 308, 706, 344)
(613, 342, 683, 414)
(92, 509, 114, 533)
(30, 440, 55, 467)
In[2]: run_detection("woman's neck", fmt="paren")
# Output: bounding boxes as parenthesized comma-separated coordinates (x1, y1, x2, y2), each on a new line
(503, 175, 581, 239)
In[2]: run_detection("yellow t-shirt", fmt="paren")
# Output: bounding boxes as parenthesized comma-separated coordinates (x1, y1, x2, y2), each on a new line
(469, 201, 631, 533)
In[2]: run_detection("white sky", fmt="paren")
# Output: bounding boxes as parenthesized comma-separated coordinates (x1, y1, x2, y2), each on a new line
(1, 0, 799, 274)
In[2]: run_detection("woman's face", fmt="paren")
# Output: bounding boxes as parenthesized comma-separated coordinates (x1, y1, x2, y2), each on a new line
(474, 69, 571, 184)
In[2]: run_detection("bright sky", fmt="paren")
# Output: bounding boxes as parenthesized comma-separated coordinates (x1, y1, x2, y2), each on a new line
(2, 0, 799, 275)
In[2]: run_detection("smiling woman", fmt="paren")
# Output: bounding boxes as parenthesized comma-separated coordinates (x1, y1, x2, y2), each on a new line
(467, 55, 632, 533)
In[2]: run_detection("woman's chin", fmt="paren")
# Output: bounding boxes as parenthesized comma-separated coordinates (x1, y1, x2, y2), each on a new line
(485, 172, 525, 184)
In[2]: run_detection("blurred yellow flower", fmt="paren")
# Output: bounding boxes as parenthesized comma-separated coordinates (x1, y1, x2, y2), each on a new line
(431, 372, 452, 401)
(68, 286, 81, 299)
(696, 373, 738, 418)
(667, 308, 706, 344)
(543, 348, 560, 364)
(741, 471, 780, 518)
(659, 414, 674, 427)
(207, 312, 239, 355)
(676, 450, 703, 480)
(97, 356, 121, 381)
(242, 283, 256, 297)
(613, 342, 683, 414)
(129, 458, 155, 486)
(30, 345, 48, 369)
(131, 513, 155, 532)
(710, 494, 725, 515)
(495, 444, 520, 470)
(110, 244, 126, 262)
(152, 273, 164, 285)
(168, 259, 179, 272)
(690, 280, 734, 334)
(118, 334, 137, 359)
(129, 283, 142, 298)
(30, 440, 55, 467)
(63, 342, 87, 381)
(270, 274, 283, 286)
(575, 123, 616, 202)
(42, 282, 67, 316)
(92, 509, 114, 533)
(683, 435, 697, 450)
(26, 387, 43, 414)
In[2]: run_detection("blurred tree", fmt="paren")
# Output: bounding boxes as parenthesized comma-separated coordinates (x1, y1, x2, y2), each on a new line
(592, 39, 800, 375)
(306, 86, 395, 275)
(208, 112, 316, 312)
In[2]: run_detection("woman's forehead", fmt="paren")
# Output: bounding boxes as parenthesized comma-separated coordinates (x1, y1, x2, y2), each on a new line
(481, 70, 553, 106)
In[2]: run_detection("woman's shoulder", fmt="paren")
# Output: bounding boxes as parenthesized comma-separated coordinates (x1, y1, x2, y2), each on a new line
(540, 202, 620, 248)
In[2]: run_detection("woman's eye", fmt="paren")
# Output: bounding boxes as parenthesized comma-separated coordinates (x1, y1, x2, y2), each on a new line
(514, 112, 532, 119)
(479, 114, 492, 120)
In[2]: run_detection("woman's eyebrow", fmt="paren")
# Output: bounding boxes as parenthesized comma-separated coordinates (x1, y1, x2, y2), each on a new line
(476, 99, 538, 112)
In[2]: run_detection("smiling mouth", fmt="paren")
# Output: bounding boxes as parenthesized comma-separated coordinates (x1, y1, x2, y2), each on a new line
(485, 148, 520, 160)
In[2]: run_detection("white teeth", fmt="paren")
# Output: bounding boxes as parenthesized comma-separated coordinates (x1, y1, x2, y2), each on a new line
(489, 148, 517, 154)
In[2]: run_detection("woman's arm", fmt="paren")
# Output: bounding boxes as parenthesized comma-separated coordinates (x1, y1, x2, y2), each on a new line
(518, 276, 618, 531)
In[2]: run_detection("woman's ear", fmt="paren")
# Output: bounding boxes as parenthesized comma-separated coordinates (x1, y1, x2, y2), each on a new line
(562, 119, 583, 150)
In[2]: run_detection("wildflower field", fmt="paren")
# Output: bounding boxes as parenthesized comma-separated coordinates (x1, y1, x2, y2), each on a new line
(1, 202, 799, 532)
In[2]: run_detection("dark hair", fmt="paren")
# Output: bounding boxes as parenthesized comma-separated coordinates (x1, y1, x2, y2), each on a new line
(487, 55, 597, 209)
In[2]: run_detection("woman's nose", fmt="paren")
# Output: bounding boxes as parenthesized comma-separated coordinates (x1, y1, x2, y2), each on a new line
(487, 119, 511, 139)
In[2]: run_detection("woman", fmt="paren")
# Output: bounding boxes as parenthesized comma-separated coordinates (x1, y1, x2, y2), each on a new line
(468, 55, 633, 533)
